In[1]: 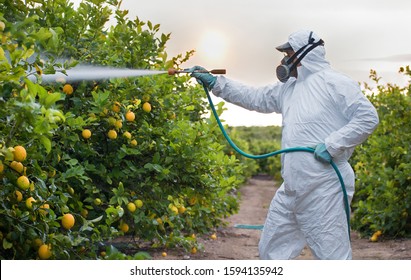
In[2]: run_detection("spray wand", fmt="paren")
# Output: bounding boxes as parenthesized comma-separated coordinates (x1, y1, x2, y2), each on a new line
(167, 68, 226, 75)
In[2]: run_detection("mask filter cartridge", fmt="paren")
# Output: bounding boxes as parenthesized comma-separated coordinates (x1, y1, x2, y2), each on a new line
(276, 57, 296, 83)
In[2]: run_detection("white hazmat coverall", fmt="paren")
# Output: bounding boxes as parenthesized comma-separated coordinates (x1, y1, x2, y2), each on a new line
(211, 30, 379, 259)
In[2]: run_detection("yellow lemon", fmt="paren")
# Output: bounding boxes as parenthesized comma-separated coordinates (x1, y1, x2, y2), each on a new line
(210, 233, 217, 240)
(127, 202, 136, 213)
(25, 197, 36, 209)
(61, 213, 75, 230)
(178, 206, 186, 214)
(63, 84, 73, 95)
(370, 233, 378, 242)
(17, 175, 30, 190)
(142, 102, 151, 113)
(38, 244, 52, 260)
(10, 161, 24, 173)
(15, 190, 23, 202)
(39, 203, 50, 215)
(112, 101, 121, 113)
(13, 145, 27, 162)
(119, 222, 129, 233)
(114, 120, 123, 129)
(82, 129, 92, 139)
(32, 238, 43, 248)
(125, 111, 135, 122)
(130, 139, 137, 146)
(189, 197, 197, 206)
(123, 131, 132, 139)
(170, 205, 179, 215)
(134, 199, 143, 208)
(100, 108, 109, 117)
(107, 129, 117, 139)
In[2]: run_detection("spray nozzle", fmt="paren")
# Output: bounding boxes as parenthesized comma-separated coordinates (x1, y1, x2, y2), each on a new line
(168, 68, 226, 75)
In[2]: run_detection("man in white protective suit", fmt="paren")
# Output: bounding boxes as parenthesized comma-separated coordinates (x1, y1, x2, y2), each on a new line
(189, 30, 379, 260)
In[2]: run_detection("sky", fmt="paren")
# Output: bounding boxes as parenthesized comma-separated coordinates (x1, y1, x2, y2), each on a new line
(70, 0, 411, 126)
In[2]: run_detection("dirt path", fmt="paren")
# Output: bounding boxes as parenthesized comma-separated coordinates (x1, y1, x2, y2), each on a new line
(153, 175, 411, 260)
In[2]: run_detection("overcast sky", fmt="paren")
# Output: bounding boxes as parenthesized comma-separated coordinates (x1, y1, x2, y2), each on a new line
(70, 0, 411, 126)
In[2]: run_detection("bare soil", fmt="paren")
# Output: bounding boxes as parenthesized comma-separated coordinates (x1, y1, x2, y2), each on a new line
(152, 175, 411, 260)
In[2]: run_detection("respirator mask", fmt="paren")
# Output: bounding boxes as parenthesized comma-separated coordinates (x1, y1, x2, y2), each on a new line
(276, 32, 324, 83)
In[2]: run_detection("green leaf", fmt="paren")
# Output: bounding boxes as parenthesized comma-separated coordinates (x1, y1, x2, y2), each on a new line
(31, 27, 53, 42)
(67, 159, 79, 166)
(0, 47, 6, 60)
(90, 215, 103, 223)
(92, 90, 110, 105)
(153, 152, 160, 164)
(3, 238, 13, 250)
(22, 47, 35, 60)
(72, 236, 89, 246)
(15, 15, 39, 29)
(39, 135, 52, 153)
(24, 78, 38, 96)
(133, 252, 151, 260)
(44, 93, 64, 108)
(80, 215, 103, 232)
(144, 163, 163, 173)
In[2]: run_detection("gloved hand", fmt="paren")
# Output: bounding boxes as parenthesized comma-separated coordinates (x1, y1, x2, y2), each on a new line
(314, 143, 332, 164)
(186, 66, 217, 90)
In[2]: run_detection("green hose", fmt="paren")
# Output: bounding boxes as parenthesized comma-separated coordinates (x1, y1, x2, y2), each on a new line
(201, 85, 351, 240)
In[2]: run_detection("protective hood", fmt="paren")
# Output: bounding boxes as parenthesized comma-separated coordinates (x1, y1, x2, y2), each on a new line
(288, 30, 330, 74)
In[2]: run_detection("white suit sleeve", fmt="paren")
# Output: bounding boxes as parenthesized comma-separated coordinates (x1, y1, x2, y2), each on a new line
(211, 76, 285, 114)
(325, 77, 379, 158)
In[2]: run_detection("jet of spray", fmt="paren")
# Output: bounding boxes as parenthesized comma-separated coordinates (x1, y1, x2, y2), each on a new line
(30, 65, 168, 83)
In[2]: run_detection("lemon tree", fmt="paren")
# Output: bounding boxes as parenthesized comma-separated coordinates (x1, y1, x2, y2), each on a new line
(0, 0, 247, 259)
(350, 68, 411, 238)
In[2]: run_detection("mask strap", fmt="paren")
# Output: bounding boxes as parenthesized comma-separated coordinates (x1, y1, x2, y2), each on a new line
(308, 31, 315, 44)
(289, 39, 324, 72)
(285, 31, 315, 62)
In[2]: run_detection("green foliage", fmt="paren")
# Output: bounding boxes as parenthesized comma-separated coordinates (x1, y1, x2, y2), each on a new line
(351, 68, 411, 238)
(228, 126, 282, 180)
(0, 0, 246, 259)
